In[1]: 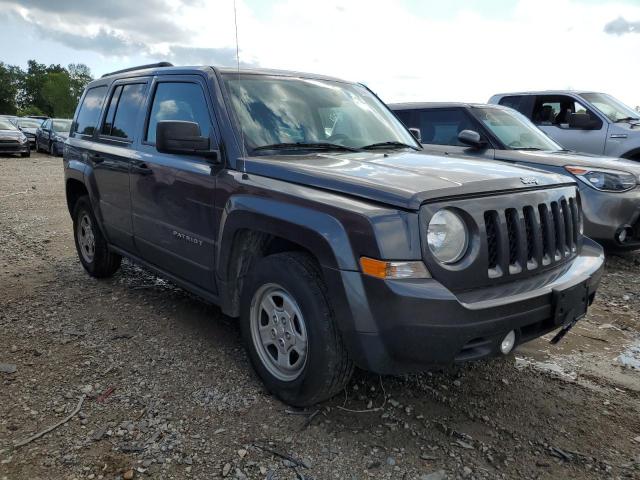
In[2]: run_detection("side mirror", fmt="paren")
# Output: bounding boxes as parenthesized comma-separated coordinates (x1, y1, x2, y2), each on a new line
(408, 127, 422, 143)
(568, 113, 598, 130)
(458, 129, 486, 149)
(156, 121, 217, 160)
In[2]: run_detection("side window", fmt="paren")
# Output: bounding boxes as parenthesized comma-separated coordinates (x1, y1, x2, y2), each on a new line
(75, 86, 108, 136)
(533, 95, 602, 129)
(415, 109, 475, 146)
(41, 119, 50, 130)
(101, 83, 146, 139)
(498, 95, 524, 113)
(146, 82, 211, 144)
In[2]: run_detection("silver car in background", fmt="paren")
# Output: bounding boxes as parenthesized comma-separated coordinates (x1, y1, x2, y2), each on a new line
(390, 102, 640, 251)
(488, 91, 640, 160)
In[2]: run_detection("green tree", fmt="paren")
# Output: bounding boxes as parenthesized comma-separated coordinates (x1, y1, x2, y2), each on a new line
(0, 62, 23, 114)
(68, 63, 93, 102)
(42, 71, 77, 117)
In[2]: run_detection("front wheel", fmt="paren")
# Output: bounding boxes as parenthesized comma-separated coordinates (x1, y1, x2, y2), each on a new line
(20, 150, 30, 158)
(240, 252, 354, 406)
(72, 196, 121, 278)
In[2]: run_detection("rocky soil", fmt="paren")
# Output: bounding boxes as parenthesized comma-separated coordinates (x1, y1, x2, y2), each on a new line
(1, 153, 639, 480)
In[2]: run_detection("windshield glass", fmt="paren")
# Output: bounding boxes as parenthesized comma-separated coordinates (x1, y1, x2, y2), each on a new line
(0, 119, 17, 131)
(580, 92, 639, 122)
(222, 74, 418, 153)
(473, 107, 561, 151)
(53, 120, 72, 133)
(17, 118, 42, 128)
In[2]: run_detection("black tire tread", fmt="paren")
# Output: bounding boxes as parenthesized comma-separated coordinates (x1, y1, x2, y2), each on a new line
(73, 196, 121, 278)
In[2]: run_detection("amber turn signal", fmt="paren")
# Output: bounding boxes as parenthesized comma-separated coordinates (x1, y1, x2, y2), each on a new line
(359, 257, 431, 279)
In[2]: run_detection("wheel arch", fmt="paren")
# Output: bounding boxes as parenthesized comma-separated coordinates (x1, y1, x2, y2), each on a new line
(65, 178, 89, 216)
(621, 147, 640, 161)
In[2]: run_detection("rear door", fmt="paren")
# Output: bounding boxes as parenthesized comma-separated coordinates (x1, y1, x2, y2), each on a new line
(131, 74, 220, 292)
(531, 94, 607, 154)
(89, 79, 149, 251)
(395, 108, 496, 159)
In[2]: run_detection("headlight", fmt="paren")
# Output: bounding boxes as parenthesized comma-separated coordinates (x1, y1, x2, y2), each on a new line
(427, 209, 469, 264)
(54, 135, 64, 142)
(565, 166, 637, 192)
(18, 135, 28, 144)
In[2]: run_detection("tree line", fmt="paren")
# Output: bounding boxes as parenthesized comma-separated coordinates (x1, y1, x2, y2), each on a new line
(0, 60, 93, 118)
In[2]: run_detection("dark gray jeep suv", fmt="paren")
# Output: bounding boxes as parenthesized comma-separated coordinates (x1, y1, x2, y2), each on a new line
(64, 63, 604, 406)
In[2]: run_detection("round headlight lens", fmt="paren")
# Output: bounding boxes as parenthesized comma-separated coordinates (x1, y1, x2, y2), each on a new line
(427, 209, 469, 264)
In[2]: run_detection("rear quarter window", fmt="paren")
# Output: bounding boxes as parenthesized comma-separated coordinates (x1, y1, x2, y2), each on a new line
(74, 86, 108, 136)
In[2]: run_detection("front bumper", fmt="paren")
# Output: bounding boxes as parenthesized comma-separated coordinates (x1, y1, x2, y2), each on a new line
(581, 184, 640, 251)
(332, 239, 604, 375)
(0, 141, 29, 155)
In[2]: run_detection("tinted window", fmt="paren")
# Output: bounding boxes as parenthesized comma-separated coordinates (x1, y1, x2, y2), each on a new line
(102, 83, 146, 139)
(532, 95, 602, 129)
(413, 109, 475, 146)
(498, 95, 524, 112)
(146, 82, 211, 143)
(53, 120, 72, 133)
(42, 119, 50, 130)
(102, 86, 122, 136)
(394, 110, 418, 129)
(75, 86, 108, 136)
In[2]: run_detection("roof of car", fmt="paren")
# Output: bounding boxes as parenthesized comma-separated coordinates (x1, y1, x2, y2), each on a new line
(491, 90, 600, 97)
(389, 102, 510, 110)
(90, 64, 353, 87)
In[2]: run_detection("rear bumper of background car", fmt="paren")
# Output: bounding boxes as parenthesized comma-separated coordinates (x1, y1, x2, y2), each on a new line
(329, 239, 604, 375)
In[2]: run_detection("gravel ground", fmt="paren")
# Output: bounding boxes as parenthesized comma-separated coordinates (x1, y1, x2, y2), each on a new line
(1, 152, 639, 480)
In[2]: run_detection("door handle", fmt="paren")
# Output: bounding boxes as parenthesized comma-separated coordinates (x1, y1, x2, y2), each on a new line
(131, 162, 152, 175)
(88, 154, 104, 164)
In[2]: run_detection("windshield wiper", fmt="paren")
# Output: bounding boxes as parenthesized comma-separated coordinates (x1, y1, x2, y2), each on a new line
(252, 142, 361, 153)
(615, 117, 640, 123)
(360, 141, 420, 151)
(512, 147, 542, 151)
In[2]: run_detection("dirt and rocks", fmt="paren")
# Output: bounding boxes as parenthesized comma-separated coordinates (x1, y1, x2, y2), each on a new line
(1, 152, 639, 480)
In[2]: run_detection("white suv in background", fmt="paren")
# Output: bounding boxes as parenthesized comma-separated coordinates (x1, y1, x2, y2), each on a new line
(489, 91, 640, 160)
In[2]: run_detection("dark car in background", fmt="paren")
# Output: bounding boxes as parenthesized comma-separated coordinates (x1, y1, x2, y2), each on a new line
(15, 117, 43, 148)
(390, 102, 640, 251)
(0, 117, 30, 157)
(36, 118, 72, 156)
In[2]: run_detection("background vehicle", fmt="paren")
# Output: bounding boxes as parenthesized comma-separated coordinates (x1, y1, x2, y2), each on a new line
(64, 64, 603, 406)
(0, 114, 19, 125)
(391, 102, 640, 251)
(489, 91, 640, 160)
(15, 117, 43, 148)
(36, 118, 72, 156)
(0, 117, 30, 157)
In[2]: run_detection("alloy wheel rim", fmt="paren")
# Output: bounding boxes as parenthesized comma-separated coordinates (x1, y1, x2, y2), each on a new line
(250, 283, 308, 381)
(77, 213, 96, 263)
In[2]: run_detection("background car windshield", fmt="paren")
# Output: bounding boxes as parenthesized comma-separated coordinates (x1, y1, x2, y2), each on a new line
(222, 74, 417, 152)
(473, 107, 561, 150)
(53, 120, 72, 132)
(0, 119, 17, 130)
(17, 118, 42, 128)
(580, 93, 639, 122)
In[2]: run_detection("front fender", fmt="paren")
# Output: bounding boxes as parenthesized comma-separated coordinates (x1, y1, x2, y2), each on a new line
(217, 195, 359, 276)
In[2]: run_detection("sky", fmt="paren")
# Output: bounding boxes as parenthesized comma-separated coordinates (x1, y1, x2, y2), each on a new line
(1, 0, 640, 107)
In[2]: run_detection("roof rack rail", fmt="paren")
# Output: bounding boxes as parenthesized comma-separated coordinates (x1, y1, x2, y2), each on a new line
(101, 62, 174, 78)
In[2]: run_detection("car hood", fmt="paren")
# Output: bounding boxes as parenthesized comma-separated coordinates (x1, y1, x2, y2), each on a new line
(243, 150, 573, 210)
(20, 127, 37, 135)
(494, 149, 640, 174)
(53, 132, 69, 139)
(0, 130, 23, 140)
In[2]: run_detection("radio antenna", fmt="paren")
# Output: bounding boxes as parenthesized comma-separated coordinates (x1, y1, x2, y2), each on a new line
(233, 0, 248, 176)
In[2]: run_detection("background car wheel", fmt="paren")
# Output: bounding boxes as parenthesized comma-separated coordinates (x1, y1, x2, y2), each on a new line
(72, 196, 121, 278)
(20, 151, 30, 158)
(240, 252, 354, 407)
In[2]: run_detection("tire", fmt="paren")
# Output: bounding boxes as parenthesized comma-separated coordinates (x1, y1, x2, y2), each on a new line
(48, 141, 53, 154)
(72, 196, 121, 278)
(20, 151, 30, 158)
(240, 252, 354, 406)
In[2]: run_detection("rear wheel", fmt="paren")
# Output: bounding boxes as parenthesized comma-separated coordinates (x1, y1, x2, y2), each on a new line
(240, 252, 354, 406)
(20, 150, 30, 158)
(72, 196, 121, 278)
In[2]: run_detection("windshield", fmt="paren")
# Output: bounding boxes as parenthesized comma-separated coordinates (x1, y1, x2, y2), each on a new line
(17, 118, 42, 128)
(473, 107, 562, 151)
(222, 74, 418, 153)
(580, 93, 639, 122)
(53, 120, 72, 133)
(0, 119, 17, 131)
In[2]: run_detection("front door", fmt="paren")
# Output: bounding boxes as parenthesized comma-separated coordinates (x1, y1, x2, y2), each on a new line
(131, 75, 220, 292)
(532, 95, 608, 155)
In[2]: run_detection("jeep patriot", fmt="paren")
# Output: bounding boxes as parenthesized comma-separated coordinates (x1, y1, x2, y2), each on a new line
(64, 63, 604, 406)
